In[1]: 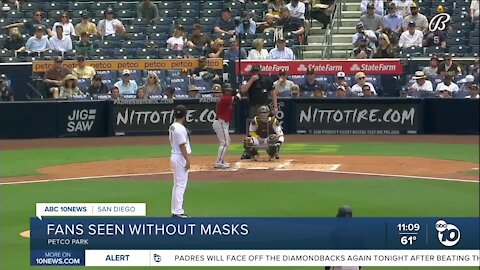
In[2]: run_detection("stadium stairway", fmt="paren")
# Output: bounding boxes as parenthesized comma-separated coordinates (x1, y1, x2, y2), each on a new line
(304, 0, 361, 59)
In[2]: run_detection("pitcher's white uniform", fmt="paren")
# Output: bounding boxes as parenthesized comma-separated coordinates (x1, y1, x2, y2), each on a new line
(169, 122, 191, 215)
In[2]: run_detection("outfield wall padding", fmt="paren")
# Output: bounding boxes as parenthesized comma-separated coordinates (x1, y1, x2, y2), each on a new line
(0, 98, 478, 139)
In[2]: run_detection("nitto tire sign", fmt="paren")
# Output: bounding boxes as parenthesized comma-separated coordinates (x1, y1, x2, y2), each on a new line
(112, 101, 228, 135)
(295, 101, 422, 135)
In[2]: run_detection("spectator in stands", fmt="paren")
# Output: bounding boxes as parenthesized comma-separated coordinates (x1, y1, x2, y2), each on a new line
(163, 86, 175, 100)
(75, 32, 95, 58)
(402, 3, 428, 33)
(186, 24, 211, 51)
(52, 12, 76, 37)
(328, 71, 351, 94)
(465, 84, 479, 99)
(435, 73, 459, 93)
(310, 0, 336, 29)
(136, 88, 147, 100)
(287, 0, 306, 20)
(336, 85, 348, 98)
(291, 85, 300, 98)
(2, 10, 52, 36)
(423, 28, 447, 49)
(313, 88, 326, 98)
(269, 38, 295, 60)
(192, 56, 220, 83)
(44, 56, 71, 98)
(114, 69, 138, 95)
(139, 71, 162, 96)
(383, 27, 399, 46)
(422, 55, 440, 77)
(208, 38, 225, 59)
(4, 27, 25, 52)
(267, 0, 285, 17)
(361, 0, 384, 16)
(351, 72, 377, 96)
(110, 86, 122, 100)
(49, 25, 72, 53)
(275, 6, 305, 36)
(25, 26, 49, 53)
(236, 11, 257, 35)
(469, 59, 479, 77)
(438, 87, 453, 98)
(75, 12, 97, 36)
(273, 69, 295, 97)
(373, 33, 395, 58)
(167, 25, 187, 52)
(214, 7, 236, 36)
(361, 84, 374, 97)
(384, 3, 403, 33)
(248, 38, 270, 60)
(301, 68, 324, 97)
(398, 21, 423, 48)
(87, 74, 108, 96)
(409, 71, 433, 95)
(225, 38, 247, 61)
(188, 85, 199, 98)
(59, 74, 83, 99)
(437, 54, 462, 77)
(97, 8, 126, 37)
(137, 0, 159, 23)
(352, 36, 373, 59)
(471, 0, 479, 23)
(257, 13, 276, 33)
(72, 56, 96, 79)
(352, 22, 377, 51)
(458, 75, 475, 94)
(393, 0, 413, 17)
(359, 3, 384, 32)
(2, 0, 19, 11)
(0, 74, 14, 102)
(212, 84, 222, 97)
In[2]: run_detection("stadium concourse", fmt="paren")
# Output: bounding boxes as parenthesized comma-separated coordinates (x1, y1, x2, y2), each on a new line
(0, 0, 478, 102)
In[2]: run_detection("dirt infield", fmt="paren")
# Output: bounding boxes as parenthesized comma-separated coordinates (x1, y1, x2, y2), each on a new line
(2, 154, 478, 184)
(0, 134, 478, 150)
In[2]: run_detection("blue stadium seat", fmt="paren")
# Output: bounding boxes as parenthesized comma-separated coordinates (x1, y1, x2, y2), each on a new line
(157, 1, 181, 10)
(6, 11, 25, 21)
(449, 30, 467, 39)
(20, 2, 40, 12)
(136, 48, 158, 59)
(201, 9, 220, 18)
(158, 9, 177, 19)
(118, 10, 134, 19)
(170, 76, 189, 96)
(449, 45, 469, 57)
(192, 77, 214, 94)
(202, 2, 223, 10)
(447, 38, 466, 46)
(179, 10, 199, 18)
(400, 46, 424, 57)
(77, 78, 91, 91)
(113, 2, 136, 11)
(425, 46, 446, 56)
(180, 1, 201, 10)
(90, 2, 110, 11)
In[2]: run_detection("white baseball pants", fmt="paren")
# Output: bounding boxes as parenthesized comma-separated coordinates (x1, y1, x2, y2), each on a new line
(170, 154, 189, 215)
(212, 119, 231, 163)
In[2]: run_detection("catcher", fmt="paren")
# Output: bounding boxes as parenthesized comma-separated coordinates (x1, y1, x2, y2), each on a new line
(241, 106, 285, 161)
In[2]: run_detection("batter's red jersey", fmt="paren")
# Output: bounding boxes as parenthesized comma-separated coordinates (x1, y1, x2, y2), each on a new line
(216, 96, 235, 122)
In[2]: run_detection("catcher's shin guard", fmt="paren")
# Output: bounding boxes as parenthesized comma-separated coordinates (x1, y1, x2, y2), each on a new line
(241, 137, 256, 159)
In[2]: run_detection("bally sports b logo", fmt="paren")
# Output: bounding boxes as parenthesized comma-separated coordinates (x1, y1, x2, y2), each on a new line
(429, 13, 451, 32)
(435, 220, 461, 247)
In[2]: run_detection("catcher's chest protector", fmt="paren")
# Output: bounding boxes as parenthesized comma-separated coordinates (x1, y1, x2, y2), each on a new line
(254, 117, 276, 138)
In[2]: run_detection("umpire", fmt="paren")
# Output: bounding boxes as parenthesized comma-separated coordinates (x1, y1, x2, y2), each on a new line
(241, 65, 279, 118)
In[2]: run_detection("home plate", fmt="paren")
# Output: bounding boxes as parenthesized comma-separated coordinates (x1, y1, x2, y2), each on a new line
(277, 163, 341, 171)
(236, 159, 341, 171)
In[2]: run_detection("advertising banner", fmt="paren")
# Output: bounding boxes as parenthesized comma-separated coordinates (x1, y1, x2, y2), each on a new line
(237, 59, 403, 76)
(30, 217, 479, 267)
(295, 99, 422, 135)
(111, 99, 231, 135)
(32, 58, 224, 72)
(57, 101, 106, 137)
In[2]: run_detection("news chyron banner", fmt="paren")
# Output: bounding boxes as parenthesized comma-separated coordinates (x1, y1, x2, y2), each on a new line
(31, 203, 479, 267)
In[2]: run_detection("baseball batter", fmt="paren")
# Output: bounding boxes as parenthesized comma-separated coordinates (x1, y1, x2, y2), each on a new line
(169, 105, 191, 218)
(242, 106, 285, 161)
(212, 83, 242, 169)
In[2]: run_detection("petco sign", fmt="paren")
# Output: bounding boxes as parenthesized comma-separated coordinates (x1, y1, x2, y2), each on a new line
(237, 60, 403, 76)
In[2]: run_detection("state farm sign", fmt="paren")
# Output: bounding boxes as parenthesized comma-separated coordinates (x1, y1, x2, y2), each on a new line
(237, 60, 403, 76)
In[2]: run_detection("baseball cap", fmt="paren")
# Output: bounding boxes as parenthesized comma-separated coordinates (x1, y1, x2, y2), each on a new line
(437, 5, 445, 13)
(53, 56, 63, 63)
(357, 35, 367, 43)
(291, 84, 300, 93)
(337, 206, 353, 218)
(164, 86, 175, 94)
(356, 21, 364, 29)
(222, 83, 233, 91)
(250, 65, 261, 72)
(173, 105, 188, 119)
(221, 7, 232, 13)
(277, 37, 286, 43)
(35, 25, 44, 31)
(443, 53, 452, 59)
(336, 71, 346, 78)
(122, 69, 131, 75)
(188, 85, 199, 91)
(459, 75, 475, 83)
(410, 2, 418, 8)
(408, 20, 416, 26)
(76, 55, 85, 62)
(280, 6, 289, 12)
(279, 69, 287, 76)
(367, 3, 375, 9)
(192, 24, 202, 30)
(388, 2, 396, 9)
(81, 11, 90, 18)
(176, 24, 184, 31)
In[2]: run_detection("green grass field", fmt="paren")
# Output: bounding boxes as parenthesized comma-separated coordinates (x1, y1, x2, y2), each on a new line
(0, 141, 478, 270)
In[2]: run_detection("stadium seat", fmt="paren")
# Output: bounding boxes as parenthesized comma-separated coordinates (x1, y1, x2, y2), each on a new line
(148, 33, 168, 42)
(20, 2, 39, 12)
(6, 11, 25, 21)
(158, 1, 181, 10)
(90, 2, 111, 11)
(128, 33, 147, 42)
(425, 46, 446, 56)
(113, 2, 136, 11)
(449, 45, 469, 57)
(202, 2, 223, 9)
(180, 1, 201, 10)
(118, 10, 134, 19)
(201, 9, 220, 18)
(400, 46, 424, 57)
(68, 2, 90, 11)
(136, 48, 158, 59)
(158, 9, 177, 19)
(43, 2, 64, 11)
(179, 10, 199, 18)
(449, 30, 467, 39)
(447, 38, 467, 46)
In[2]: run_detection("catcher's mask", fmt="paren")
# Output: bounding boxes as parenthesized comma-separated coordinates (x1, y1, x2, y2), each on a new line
(257, 105, 270, 122)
